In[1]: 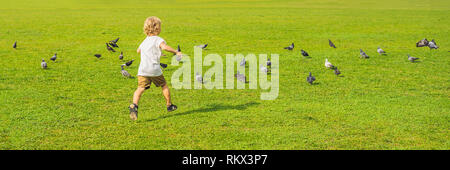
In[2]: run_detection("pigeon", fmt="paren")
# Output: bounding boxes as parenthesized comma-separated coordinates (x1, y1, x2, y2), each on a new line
(235, 71, 247, 83)
(160, 63, 168, 69)
(428, 39, 439, 49)
(360, 49, 369, 59)
(109, 41, 119, 48)
(41, 59, 47, 69)
(195, 72, 204, 83)
(284, 43, 294, 50)
(301, 49, 309, 57)
(416, 38, 429, 47)
(112, 37, 120, 43)
(195, 44, 208, 49)
(325, 59, 335, 69)
(266, 59, 271, 67)
(50, 53, 57, 62)
(119, 52, 123, 60)
(120, 65, 131, 78)
(329, 39, 336, 48)
(306, 72, 315, 85)
(13, 41, 17, 49)
(94, 54, 101, 58)
(177, 45, 181, 52)
(240, 58, 246, 67)
(125, 59, 134, 67)
(333, 67, 341, 76)
(106, 43, 116, 52)
(408, 54, 419, 62)
(377, 47, 386, 55)
(260, 64, 268, 73)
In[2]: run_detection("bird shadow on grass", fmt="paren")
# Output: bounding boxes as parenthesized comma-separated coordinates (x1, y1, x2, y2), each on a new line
(144, 101, 259, 122)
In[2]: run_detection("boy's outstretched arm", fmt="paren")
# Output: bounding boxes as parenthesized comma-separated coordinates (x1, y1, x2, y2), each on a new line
(160, 42, 182, 56)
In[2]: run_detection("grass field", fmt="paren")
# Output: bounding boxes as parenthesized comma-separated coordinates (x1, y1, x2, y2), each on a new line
(0, 0, 449, 149)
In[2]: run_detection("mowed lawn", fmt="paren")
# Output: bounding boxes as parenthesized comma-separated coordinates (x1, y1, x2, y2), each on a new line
(0, 0, 449, 149)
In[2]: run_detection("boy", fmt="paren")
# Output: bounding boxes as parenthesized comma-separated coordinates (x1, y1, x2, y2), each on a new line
(129, 16, 182, 120)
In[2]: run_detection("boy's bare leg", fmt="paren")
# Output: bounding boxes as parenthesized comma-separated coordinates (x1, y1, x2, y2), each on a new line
(133, 87, 146, 105)
(161, 84, 171, 106)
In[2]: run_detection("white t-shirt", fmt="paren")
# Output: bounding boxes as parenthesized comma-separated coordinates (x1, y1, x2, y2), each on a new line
(137, 36, 165, 77)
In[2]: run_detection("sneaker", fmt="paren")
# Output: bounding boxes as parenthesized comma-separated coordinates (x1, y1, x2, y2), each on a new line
(167, 104, 177, 112)
(129, 104, 138, 120)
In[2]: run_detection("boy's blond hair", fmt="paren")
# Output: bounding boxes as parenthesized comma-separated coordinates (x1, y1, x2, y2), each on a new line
(143, 16, 161, 36)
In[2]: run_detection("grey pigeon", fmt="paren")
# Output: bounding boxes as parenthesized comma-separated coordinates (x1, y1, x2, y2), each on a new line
(195, 44, 208, 49)
(125, 59, 134, 67)
(240, 58, 246, 66)
(195, 72, 204, 83)
(160, 63, 167, 69)
(50, 53, 57, 62)
(329, 39, 336, 48)
(13, 41, 17, 49)
(235, 71, 247, 83)
(408, 54, 419, 62)
(301, 49, 309, 57)
(325, 59, 335, 69)
(333, 67, 341, 76)
(106, 43, 115, 52)
(94, 54, 101, 58)
(284, 43, 294, 50)
(307, 72, 315, 85)
(41, 59, 47, 69)
(119, 52, 123, 60)
(377, 47, 386, 55)
(360, 49, 369, 59)
(266, 59, 271, 67)
(260, 64, 268, 73)
(121, 65, 131, 78)
(428, 39, 438, 49)
(416, 38, 429, 47)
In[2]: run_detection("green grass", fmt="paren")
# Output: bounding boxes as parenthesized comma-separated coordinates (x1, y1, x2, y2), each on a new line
(0, 0, 449, 149)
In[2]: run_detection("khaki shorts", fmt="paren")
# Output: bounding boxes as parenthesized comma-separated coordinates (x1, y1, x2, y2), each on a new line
(138, 75, 167, 89)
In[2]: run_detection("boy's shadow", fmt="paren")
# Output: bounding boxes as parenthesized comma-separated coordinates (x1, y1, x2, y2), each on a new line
(144, 101, 259, 122)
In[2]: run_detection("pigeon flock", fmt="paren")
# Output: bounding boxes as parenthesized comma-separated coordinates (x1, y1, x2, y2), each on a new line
(11, 37, 441, 84)
(278, 39, 440, 85)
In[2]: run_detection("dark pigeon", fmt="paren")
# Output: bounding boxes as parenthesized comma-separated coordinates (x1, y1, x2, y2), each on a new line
(333, 67, 341, 76)
(119, 52, 123, 60)
(416, 38, 429, 47)
(177, 45, 181, 52)
(160, 63, 168, 68)
(195, 44, 208, 49)
(125, 59, 134, 67)
(329, 39, 336, 48)
(41, 59, 47, 69)
(266, 59, 271, 67)
(360, 49, 369, 59)
(307, 72, 315, 85)
(94, 54, 101, 58)
(13, 41, 17, 49)
(50, 53, 57, 62)
(301, 49, 309, 57)
(112, 37, 120, 43)
(109, 41, 119, 48)
(284, 43, 294, 50)
(106, 43, 116, 52)
(408, 54, 419, 62)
